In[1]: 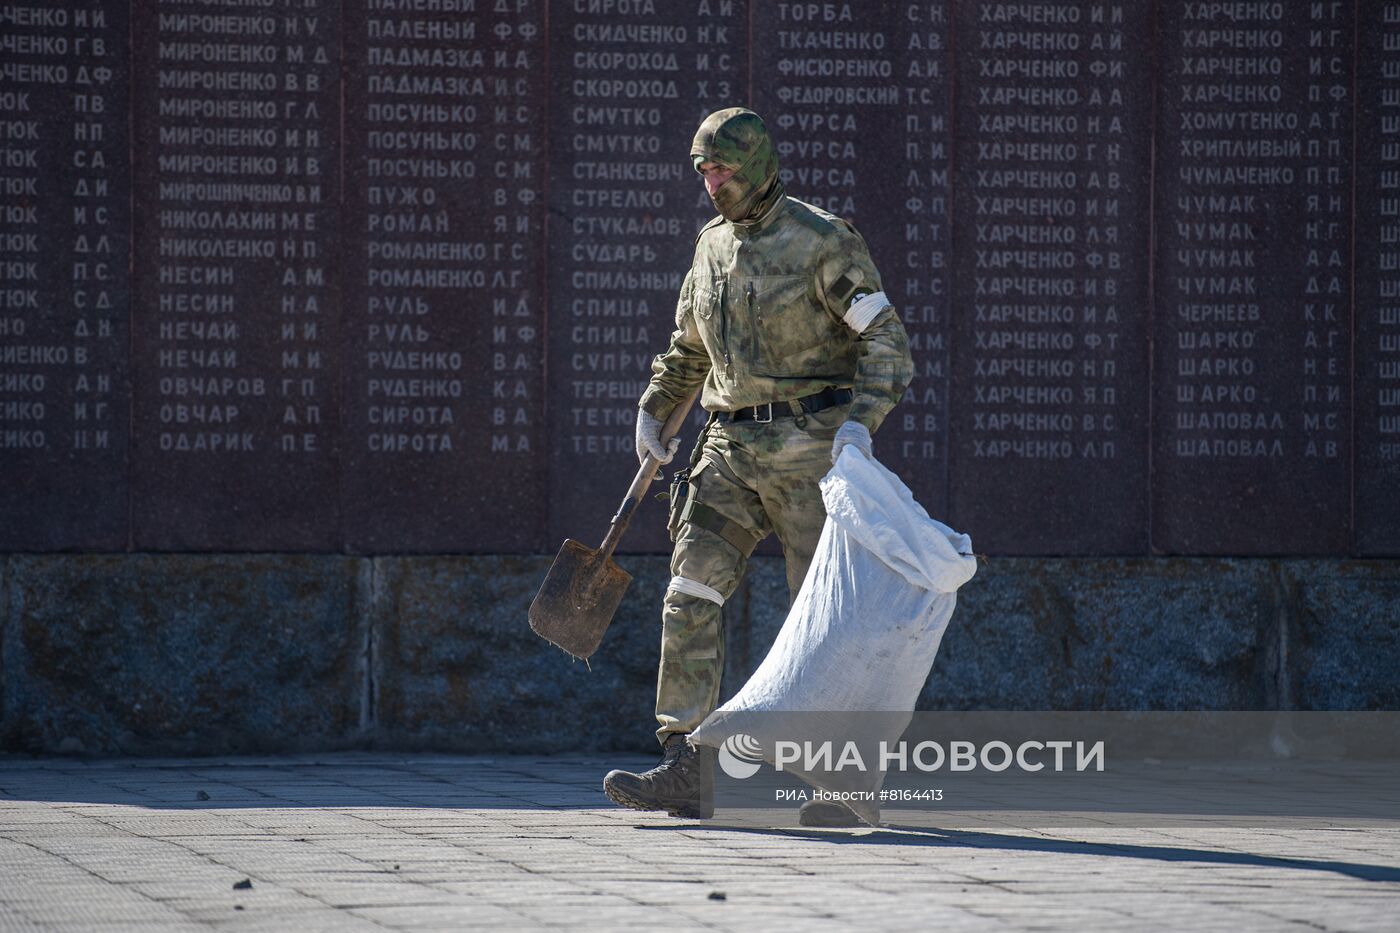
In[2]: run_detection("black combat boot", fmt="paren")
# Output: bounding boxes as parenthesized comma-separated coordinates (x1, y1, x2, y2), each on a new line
(603, 733, 715, 819)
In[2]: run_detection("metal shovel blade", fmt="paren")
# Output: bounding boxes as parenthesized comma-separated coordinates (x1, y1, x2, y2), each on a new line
(528, 538, 634, 659)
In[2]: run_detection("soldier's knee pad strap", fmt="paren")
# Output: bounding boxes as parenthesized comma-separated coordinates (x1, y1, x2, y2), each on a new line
(668, 575, 725, 607)
(680, 500, 763, 557)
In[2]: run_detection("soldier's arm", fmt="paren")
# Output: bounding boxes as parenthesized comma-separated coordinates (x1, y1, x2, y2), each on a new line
(639, 268, 712, 420)
(816, 225, 915, 434)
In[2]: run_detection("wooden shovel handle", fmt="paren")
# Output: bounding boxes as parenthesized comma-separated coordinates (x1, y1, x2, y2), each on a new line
(599, 388, 701, 558)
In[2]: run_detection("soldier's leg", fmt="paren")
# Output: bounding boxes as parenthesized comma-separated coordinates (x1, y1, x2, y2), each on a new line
(654, 534, 736, 743)
(757, 402, 870, 828)
(752, 403, 847, 601)
(605, 432, 770, 818)
(655, 440, 770, 744)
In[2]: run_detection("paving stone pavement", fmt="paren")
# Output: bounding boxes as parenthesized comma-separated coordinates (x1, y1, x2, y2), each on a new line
(0, 752, 1397, 931)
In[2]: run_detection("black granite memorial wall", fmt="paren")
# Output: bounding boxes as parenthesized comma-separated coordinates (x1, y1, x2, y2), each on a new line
(1357, 0, 1400, 556)
(546, 0, 747, 553)
(2, 0, 1397, 558)
(0, 1, 129, 550)
(1155, 0, 1353, 555)
(751, 0, 953, 522)
(130, 0, 343, 550)
(343, 0, 547, 553)
(950, 0, 1152, 554)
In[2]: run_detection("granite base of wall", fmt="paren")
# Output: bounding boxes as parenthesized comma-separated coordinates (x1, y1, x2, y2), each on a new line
(0, 555, 366, 757)
(1, 554, 1396, 757)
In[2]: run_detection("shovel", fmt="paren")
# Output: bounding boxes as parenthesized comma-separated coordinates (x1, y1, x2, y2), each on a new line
(529, 389, 700, 660)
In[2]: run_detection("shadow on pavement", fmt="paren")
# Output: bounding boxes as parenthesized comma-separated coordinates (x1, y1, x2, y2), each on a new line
(5, 754, 1398, 887)
(0, 759, 624, 811)
(639, 822, 1400, 884)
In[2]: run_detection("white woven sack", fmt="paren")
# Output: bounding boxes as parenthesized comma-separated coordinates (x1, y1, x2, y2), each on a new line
(692, 446, 977, 825)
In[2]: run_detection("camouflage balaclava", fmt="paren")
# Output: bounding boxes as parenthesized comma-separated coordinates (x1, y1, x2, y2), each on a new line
(690, 108, 784, 224)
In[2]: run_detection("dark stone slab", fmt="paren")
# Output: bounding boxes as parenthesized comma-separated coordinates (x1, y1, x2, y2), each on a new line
(1354, 8, 1400, 556)
(371, 554, 670, 753)
(0, 554, 364, 755)
(545, 0, 749, 554)
(340, 2, 548, 553)
(948, 1, 1153, 554)
(750, 0, 954, 518)
(0, 1, 130, 550)
(1153, 3, 1353, 555)
(5, 553, 1395, 756)
(738, 555, 1273, 711)
(1286, 561, 1400, 709)
(128, 1, 343, 550)
(919, 558, 1275, 710)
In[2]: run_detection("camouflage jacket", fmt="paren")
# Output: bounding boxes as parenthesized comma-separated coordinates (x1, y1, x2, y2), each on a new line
(639, 196, 914, 434)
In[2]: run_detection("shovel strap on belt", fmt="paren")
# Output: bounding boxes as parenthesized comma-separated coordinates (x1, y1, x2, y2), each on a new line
(680, 500, 763, 557)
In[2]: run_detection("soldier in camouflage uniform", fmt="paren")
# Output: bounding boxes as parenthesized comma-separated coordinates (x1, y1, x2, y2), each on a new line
(602, 108, 913, 824)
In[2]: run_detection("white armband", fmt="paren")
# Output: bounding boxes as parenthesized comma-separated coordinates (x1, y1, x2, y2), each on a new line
(842, 290, 888, 334)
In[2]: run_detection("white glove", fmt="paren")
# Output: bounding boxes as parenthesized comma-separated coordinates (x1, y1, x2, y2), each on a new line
(831, 420, 872, 463)
(635, 408, 680, 465)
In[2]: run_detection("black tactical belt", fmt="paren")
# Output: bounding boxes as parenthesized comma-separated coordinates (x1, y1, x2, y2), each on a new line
(713, 387, 854, 424)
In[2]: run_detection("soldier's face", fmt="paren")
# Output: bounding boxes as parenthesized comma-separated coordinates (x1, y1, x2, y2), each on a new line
(698, 161, 736, 196)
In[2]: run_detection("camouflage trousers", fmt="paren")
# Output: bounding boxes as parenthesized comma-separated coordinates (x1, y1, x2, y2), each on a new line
(655, 400, 848, 744)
